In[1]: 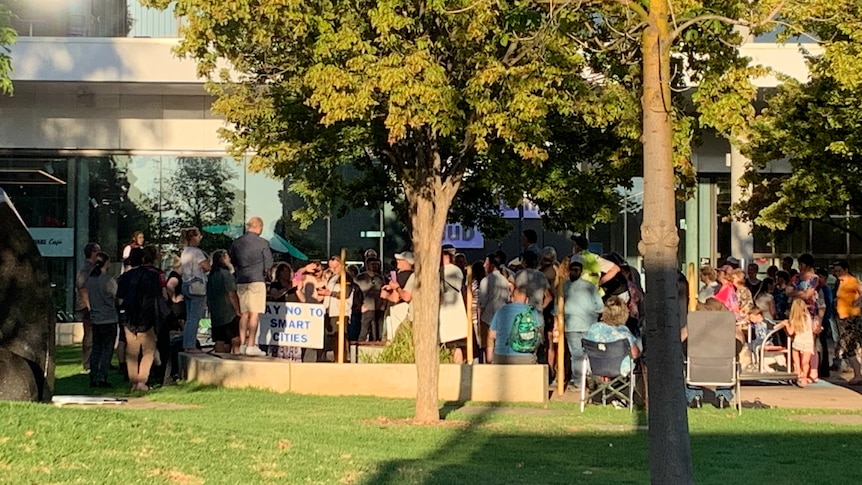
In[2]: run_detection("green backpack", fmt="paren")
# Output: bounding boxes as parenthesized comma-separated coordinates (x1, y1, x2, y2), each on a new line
(507, 308, 541, 353)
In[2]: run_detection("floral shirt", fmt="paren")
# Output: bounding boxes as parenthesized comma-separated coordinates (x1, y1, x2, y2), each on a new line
(793, 274, 820, 318)
(585, 323, 637, 375)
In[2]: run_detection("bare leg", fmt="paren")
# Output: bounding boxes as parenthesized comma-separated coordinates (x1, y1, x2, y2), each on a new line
(247, 312, 260, 348)
(238, 313, 251, 348)
(798, 351, 811, 386)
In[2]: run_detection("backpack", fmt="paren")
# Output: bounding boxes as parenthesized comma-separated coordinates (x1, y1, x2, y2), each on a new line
(507, 308, 541, 353)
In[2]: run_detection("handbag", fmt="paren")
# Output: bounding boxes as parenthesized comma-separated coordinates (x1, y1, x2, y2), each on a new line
(188, 280, 206, 296)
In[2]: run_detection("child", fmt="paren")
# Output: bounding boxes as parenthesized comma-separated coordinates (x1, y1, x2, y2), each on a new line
(747, 308, 772, 371)
(784, 298, 815, 387)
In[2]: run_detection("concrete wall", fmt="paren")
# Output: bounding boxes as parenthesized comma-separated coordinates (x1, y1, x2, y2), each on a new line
(56, 322, 83, 346)
(0, 87, 225, 152)
(182, 353, 548, 404)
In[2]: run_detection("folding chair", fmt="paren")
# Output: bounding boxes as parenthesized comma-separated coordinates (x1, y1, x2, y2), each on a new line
(756, 322, 793, 374)
(579, 338, 636, 413)
(686, 311, 741, 414)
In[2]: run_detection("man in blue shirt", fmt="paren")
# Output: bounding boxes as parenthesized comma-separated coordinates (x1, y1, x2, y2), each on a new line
(563, 257, 604, 385)
(229, 216, 273, 356)
(487, 287, 542, 364)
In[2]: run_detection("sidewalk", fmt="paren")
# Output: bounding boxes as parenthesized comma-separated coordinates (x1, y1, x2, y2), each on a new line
(741, 378, 862, 410)
(549, 373, 862, 410)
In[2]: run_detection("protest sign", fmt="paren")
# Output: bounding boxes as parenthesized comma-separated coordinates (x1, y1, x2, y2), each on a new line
(259, 302, 326, 349)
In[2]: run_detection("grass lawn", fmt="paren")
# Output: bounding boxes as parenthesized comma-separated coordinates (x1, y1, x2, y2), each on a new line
(1, 346, 861, 484)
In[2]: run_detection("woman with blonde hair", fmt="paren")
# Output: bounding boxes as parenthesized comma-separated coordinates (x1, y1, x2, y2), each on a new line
(785, 298, 815, 387)
(180, 227, 210, 353)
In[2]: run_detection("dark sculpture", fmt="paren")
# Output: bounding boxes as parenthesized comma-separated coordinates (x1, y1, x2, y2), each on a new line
(0, 188, 55, 401)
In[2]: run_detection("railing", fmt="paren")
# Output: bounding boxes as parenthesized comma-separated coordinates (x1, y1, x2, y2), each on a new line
(9, 1, 182, 39)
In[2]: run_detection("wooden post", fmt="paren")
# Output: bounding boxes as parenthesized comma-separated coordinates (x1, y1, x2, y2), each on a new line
(687, 262, 697, 311)
(337, 247, 347, 363)
(466, 265, 474, 364)
(556, 258, 568, 396)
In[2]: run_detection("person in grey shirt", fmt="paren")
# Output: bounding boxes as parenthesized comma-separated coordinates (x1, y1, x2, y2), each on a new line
(229, 216, 273, 356)
(354, 257, 385, 341)
(515, 251, 552, 313)
(479, 252, 511, 350)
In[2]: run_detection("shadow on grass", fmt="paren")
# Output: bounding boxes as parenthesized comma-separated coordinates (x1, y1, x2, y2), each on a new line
(359, 420, 862, 484)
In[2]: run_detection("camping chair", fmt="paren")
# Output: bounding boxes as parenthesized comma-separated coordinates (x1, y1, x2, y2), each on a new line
(579, 338, 636, 413)
(686, 311, 741, 414)
(754, 321, 793, 374)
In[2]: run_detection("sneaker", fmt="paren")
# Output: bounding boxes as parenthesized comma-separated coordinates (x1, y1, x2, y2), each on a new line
(244, 346, 266, 357)
(688, 397, 702, 409)
(239, 345, 247, 355)
(716, 396, 731, 409)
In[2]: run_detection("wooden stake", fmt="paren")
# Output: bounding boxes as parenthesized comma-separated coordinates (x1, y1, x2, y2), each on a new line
(556, 258, 569, 396)
(337, 247, 347, 363)
(466, 265, 474, 364)
(687, 262, 697, 312)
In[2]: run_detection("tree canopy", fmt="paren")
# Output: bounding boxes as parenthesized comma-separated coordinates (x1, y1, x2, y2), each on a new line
(0, 2, 15, 95)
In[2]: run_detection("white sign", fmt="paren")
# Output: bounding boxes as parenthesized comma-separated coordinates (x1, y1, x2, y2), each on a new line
(259, 302, 326, 349)
(442, 223, 485, 249)
(28, 228, 74, 257)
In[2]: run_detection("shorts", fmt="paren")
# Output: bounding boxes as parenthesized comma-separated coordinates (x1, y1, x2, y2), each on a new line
(211, 316, 240, 344)
(237, 282, 266, 314)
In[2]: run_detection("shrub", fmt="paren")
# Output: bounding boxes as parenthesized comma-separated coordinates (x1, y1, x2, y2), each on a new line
(369, 321, 454, 364)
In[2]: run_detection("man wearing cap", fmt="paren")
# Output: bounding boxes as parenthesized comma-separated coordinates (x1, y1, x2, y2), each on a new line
(381, 251, 416, 340)
(230, 216, 273, 357)
(354, 257, 385, 341)
(725, 256, 741, 270)
(563, 257, 604, 385)
(439, 244, 468, 362)
(569, 234, 621, 291)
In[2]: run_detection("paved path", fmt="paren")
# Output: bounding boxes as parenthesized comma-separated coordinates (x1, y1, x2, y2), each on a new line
(550, 372, 862, 410)
(740, 379, 862, 410)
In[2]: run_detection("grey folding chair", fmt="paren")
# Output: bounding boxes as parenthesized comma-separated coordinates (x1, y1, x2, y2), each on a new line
(686, 311, 741, 414)
(580, 338, 636, 413)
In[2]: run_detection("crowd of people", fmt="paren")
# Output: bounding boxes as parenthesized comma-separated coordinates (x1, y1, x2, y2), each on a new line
(73, 218, 862, 406)
(694, 254, 862, 400)
(74, 222, 647, 389)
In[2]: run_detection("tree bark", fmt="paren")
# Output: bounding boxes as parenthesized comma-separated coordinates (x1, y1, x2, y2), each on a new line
(405, 164, 458, 423)
(640, 2, 694, 483)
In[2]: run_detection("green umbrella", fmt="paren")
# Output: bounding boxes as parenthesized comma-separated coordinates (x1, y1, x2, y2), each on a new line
(269, 234, 308, 261)
(202, 224, 244, 238)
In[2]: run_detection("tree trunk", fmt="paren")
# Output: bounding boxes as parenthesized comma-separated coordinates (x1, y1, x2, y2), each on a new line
(640, 2, 694, 484)
(405, 179, 456, 423)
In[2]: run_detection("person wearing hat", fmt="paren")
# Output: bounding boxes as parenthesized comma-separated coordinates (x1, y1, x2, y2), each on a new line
(439, 244, 468, 362)
(725, 256, 741, 270)
(381, 251, 416, 340)
(562, 257, 604, 386)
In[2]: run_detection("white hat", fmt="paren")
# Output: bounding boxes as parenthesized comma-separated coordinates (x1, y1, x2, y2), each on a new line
(394, 251, 415, 265)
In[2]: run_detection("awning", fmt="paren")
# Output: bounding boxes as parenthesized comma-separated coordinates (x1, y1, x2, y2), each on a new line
(202, 224, 244, 239)
(269, 233, 308, 261)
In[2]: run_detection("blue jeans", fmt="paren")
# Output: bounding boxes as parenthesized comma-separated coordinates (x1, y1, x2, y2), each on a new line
(566, 331, 588, 382)
(182, 281, 206, 349)
(686, 385, 733, 403)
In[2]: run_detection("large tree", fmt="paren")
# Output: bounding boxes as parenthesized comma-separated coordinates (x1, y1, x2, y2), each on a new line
(739, 7, 862, 239)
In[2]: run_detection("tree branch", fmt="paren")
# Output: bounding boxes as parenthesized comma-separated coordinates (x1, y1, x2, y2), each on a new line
(613, 0, 649, 23)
